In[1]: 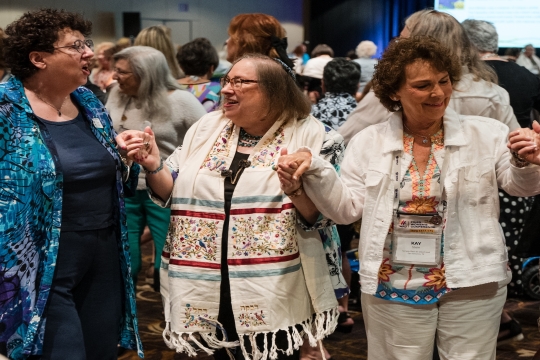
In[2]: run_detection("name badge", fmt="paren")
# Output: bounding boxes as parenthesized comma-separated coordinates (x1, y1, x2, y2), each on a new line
(92, 118, 103, 128)
(393, 235, 439, 265)
(391, 212, 443, 266)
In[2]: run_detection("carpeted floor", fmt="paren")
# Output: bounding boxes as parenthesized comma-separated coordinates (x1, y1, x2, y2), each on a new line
(120, 242, 540, 360)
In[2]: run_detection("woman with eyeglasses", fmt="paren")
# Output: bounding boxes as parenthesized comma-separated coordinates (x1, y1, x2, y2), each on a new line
(116, 54, 342, 360)
(0, 9, 143, 360)
(106, 45, 205, 291)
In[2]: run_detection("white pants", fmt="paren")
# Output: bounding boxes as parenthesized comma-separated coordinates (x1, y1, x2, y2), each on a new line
(361, 282, 506, 360)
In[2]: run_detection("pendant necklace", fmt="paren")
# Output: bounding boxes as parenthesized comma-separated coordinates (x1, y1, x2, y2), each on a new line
(34, 92, 67, 116)
(403, 122, 443, 145)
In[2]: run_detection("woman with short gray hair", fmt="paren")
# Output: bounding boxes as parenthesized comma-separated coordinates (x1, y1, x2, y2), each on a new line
(106, 45, 206, 290)
(462, 19, 540, 129)
(354, 40, 378, 92)
(461, 19, 499, 54)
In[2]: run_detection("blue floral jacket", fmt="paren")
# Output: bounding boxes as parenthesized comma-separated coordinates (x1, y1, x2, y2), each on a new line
(0, 77, 143, 359)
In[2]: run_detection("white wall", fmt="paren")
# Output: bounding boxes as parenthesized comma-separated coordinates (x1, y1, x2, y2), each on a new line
(0, 0, 304, 52)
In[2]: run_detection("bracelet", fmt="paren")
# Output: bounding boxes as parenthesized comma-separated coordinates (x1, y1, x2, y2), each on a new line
(285, 185, 304, 198)
(143, 158, 164, 174)
(511, 151, 529, 168)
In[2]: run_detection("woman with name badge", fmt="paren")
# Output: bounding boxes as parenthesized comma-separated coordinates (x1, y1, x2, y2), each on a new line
(277, 36, 540, 360)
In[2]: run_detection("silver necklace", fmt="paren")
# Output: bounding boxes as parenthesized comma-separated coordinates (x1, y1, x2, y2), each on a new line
(403, 122, 443, 145)
(34, 92, 67, 116)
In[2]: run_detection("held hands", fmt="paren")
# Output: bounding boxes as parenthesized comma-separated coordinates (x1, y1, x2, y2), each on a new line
(276, 147, 312, 194)
(508, 121, 540, 166)
(116, 126, 161, 171)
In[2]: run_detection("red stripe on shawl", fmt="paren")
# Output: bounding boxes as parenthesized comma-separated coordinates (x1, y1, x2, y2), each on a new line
(230, 203, 295, 215)
(169, 259, 221, 269)
(171, 210, 225, 220)
(162, 251, 170, 259)
(227, 252, 299, 265)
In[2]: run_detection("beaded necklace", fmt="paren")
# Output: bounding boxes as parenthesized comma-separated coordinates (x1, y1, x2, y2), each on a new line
(238, 127, 263, 147)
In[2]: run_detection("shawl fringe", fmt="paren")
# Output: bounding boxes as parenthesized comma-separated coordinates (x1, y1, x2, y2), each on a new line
(162, 308, 338, 359)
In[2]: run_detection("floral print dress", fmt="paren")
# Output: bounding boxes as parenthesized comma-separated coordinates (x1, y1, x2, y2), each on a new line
(374, 129, 452, 304)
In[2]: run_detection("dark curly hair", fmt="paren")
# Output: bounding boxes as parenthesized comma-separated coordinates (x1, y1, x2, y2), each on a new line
(323, 58, 360, 95)
(0, 28, 6, 69)
(3, 8, 92, 81)
(372, 36, 461, 112)
(176, 38, 219, 77)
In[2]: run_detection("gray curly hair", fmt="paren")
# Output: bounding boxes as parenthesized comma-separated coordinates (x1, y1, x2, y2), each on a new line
(461, 19, 498, 53)
(356, 40, 377, 58)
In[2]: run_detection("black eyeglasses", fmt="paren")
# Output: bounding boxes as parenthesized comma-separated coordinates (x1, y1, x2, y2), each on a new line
(220, 76, 258, 90)
(54, 39, 94, 54)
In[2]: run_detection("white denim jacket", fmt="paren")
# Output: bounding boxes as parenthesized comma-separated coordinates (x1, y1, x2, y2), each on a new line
(303, 107, 540, 294)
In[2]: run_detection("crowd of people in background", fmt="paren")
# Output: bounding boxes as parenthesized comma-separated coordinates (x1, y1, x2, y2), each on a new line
(2, 6, 540, 360)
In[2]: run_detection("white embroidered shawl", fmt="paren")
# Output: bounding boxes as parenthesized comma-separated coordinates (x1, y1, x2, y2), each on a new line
(156, 111, 339, 359)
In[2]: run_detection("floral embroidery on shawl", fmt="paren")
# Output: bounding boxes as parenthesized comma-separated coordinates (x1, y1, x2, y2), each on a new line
(168, 217, 219, 261)
(250, 125, 286, 168)
(200, 121, 287, 172)
(200, 122, 235, 172)
(238, 306, 268, 328)
(184, 304, 216, 330)
(231, 211, 297, 257)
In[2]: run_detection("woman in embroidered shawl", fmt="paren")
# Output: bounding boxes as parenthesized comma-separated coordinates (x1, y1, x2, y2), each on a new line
(0, 9, 142, 360)
(224, 14, 344, 360)
(117, 54, 343, 359)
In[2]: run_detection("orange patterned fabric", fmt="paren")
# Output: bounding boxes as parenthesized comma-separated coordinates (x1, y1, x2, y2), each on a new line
(375, 128, 451, 305)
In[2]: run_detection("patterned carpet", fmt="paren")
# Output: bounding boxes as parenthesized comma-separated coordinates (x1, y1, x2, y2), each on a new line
(119, 242, 540, 360)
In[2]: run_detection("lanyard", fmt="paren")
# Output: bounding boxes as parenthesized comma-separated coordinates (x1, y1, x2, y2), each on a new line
(392, 148, 449, 214)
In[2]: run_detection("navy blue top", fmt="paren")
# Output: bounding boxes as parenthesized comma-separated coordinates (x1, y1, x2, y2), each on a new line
(40, 111, 116, 231)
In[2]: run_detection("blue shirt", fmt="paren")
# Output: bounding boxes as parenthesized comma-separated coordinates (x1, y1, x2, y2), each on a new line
(0, 77, 143, 359)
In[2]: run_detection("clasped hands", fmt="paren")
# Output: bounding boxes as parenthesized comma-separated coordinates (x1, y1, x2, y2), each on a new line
(507, 120, 540, 165)
(276, 147, 312, 195)
(115, 126, 161, 171)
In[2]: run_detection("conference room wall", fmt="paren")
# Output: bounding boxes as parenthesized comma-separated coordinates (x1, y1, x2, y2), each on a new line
(0, 0, 304, 53)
